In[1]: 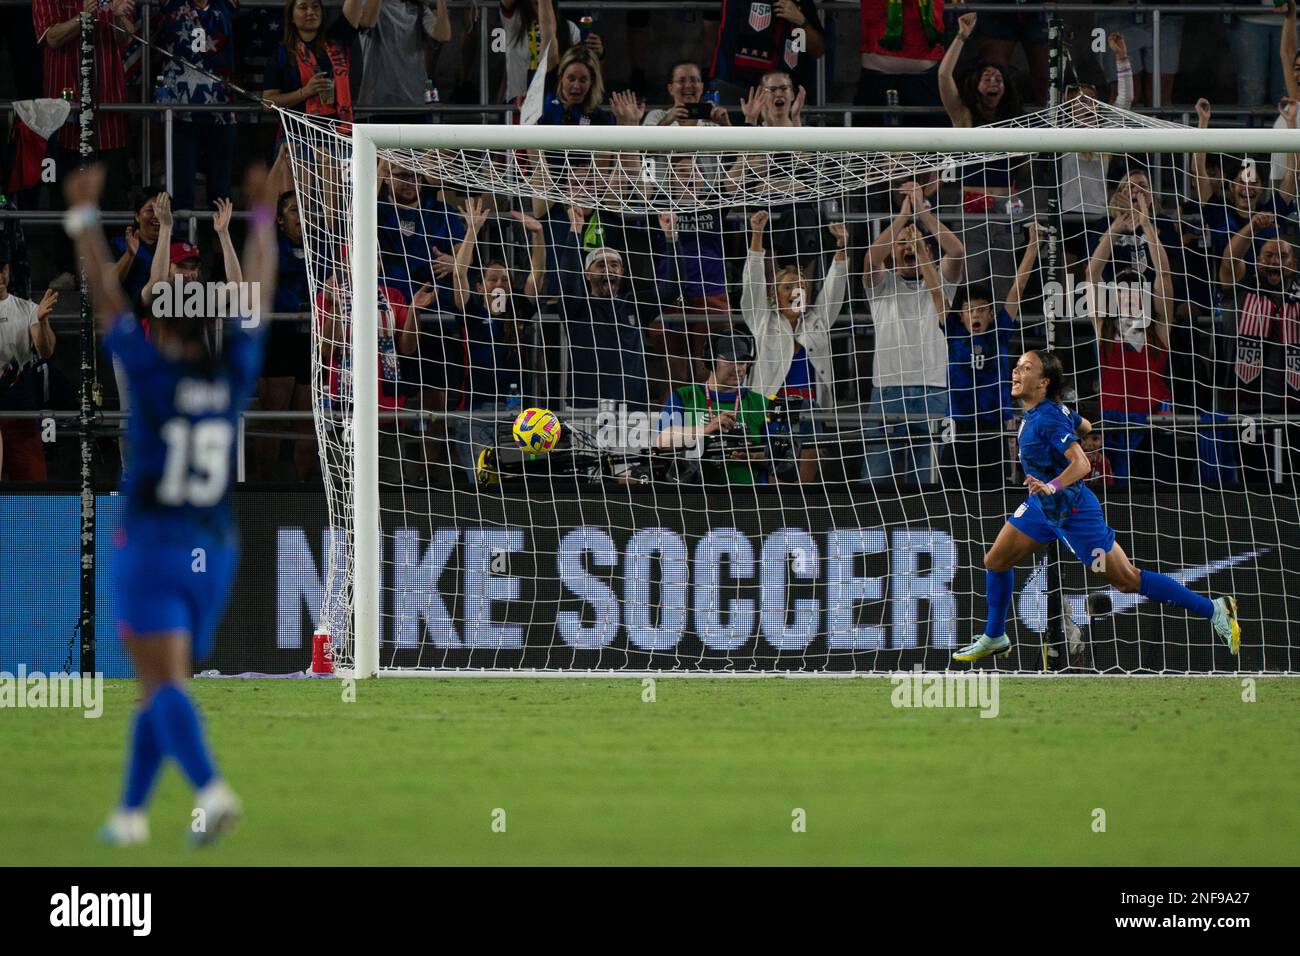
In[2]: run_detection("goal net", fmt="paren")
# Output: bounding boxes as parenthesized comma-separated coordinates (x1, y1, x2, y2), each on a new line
(278, 99, 1300, 676)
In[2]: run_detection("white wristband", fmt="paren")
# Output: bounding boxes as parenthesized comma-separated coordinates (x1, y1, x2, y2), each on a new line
(63, 204, 99, 238)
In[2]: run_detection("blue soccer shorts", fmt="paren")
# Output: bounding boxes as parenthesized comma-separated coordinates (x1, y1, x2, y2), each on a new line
(1008, 489, 1116, 567)
(112, 522, 238, 662)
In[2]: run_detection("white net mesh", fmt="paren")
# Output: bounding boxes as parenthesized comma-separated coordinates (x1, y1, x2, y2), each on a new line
(279, 98, 1300, 674)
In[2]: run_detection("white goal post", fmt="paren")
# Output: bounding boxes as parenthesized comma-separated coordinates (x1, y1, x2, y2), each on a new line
(335, 118, 1300, 679)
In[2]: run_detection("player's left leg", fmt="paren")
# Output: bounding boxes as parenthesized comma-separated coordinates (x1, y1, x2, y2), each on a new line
(1093, 541, 1239, 655)
(124, 633, 243, 846)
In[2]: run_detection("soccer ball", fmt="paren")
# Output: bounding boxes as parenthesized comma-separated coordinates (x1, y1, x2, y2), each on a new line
(512, 407, 561, 454)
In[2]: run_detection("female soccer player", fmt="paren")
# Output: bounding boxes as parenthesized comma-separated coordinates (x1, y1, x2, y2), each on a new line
(63, 163, 278, 846)
(954, 349, 1240, 662)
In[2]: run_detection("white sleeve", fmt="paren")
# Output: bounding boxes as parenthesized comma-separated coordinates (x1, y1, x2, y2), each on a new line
(566, 20, 582, 46)
(1113, 57, 1133, 111)
(739, 249, 768, 333)
(813, 255, 851, 327)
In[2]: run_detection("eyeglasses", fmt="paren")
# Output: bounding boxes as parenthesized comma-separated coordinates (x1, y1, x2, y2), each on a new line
(762, 84, 793, 94)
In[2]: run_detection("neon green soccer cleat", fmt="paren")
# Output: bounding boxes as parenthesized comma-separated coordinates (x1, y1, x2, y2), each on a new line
(1211, 596, 1241, 656)
(953, 634, 1012, 663)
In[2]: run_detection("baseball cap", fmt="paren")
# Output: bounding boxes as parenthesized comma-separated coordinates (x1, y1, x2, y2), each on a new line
(170, 241, 201, 263)
(711, 332, 755, 364)
(584, 247, 622, 271)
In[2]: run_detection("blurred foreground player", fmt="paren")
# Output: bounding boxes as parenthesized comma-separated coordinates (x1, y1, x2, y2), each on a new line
(63, 163, 278, 846)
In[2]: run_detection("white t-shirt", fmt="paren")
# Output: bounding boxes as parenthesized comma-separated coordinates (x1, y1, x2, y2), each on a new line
(0, 294, 37, 369)
(500, 7, 582, 102)
(642, 109, 719, 127)
(864, 269, 951, 389)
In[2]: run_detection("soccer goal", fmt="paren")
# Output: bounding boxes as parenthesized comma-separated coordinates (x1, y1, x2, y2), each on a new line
(278, 100, 1300, 677)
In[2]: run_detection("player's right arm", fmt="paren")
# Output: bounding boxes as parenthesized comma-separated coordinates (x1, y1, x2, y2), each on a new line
(863, 196, 911, 290)
(62, 165, 129, 330)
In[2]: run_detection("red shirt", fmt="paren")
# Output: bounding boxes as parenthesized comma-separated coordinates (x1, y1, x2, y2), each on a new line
(314, 284, 411, 413)
(32, 0, 130, 151)
(1099, 332, 1172, 414)
(860, 0, 946, 61)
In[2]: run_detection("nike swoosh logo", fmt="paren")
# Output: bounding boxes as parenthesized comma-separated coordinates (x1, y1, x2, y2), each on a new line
(1015, 549, 1267, 632)
(1097, 549, 1268, 618)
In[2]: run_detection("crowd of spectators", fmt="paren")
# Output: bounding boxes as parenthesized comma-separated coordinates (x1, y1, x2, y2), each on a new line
(1, 1, 1300, 490)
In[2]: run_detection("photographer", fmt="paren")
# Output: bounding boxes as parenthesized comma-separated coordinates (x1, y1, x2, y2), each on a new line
(656, 333, 772, 485)
(643, 61, 731, 128)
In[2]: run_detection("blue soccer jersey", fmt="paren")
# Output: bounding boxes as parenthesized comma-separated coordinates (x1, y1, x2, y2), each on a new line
(946, 309, 1013, 421)
(105, 314, 264, 651)
(105, 313, 264, 530)
(1010, 399, 1116, 563)
(1017, 400, 1087, 521)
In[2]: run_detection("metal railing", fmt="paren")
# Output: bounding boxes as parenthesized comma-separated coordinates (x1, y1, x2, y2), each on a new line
(0, 0, 1285, 201)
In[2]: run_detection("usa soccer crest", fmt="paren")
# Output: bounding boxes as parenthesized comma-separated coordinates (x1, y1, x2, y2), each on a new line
(748, 2, 772, 32)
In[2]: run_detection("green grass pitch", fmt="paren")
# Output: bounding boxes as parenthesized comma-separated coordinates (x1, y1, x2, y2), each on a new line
(4, 677, 1299, 866)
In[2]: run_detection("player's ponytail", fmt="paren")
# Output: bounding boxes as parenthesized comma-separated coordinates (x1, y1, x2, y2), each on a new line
(1033, 349, 1069, 403)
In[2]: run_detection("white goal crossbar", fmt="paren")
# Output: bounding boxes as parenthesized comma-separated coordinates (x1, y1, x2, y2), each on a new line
(348, 122, 1300, 678)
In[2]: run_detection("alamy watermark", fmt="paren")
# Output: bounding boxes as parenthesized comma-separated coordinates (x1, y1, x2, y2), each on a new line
(889, 665, 1000, 718)
(0, 666, 104, 718)
(1041, 276, 1153, 322)
(151, 276, 261, 328)
(595, 402, 711, 456)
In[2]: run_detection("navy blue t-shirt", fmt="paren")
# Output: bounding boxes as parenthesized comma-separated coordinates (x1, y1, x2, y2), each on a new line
(377, 197, 465, 300)
(459, 299, 522, 409)
(109, 235, 157, 313)
(1018, 400, 1085, 525)
(1196, 192, 1296, 265)
(946, 308, 1014, 422)
(537, 91, 616, 127)
(273, 229, 311, 316)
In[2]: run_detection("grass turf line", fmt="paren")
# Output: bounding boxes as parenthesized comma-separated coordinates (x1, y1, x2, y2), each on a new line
(2, 677, 1297, 865)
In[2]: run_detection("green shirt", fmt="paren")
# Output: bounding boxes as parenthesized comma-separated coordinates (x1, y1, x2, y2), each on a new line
(668, 384, 769, 484)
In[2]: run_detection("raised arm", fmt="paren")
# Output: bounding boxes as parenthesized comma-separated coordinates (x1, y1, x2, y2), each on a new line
(1285, 0, 1299, 101)
(864, 197, 912, 289)
(939, 13, 976, 128)
(814, 222, 851, 324)
(1109, 32, 1133, 109)
(240, 164, 282, 322)
(740, 210, 770, 329)
(1278, 98, 1299, 203)
(427, 0, 451, 43)
(141, 191, 174, 307)
(1085, 212, 1126, 337)
(212, 198, 242, 285)
(537, 0, 559, 75)
(915, 199, 966, 284)
(512, 210, 547, 299)
(1134, 199, 1176, 338)
(1191, 99, 1217, 205)
(60, 165, 129, 327)
(451, 195, 487, 309)
(343, 0, 381, 29)
(915, 233, 946, 323)
(1003, 221, 1041, 321)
